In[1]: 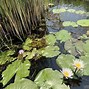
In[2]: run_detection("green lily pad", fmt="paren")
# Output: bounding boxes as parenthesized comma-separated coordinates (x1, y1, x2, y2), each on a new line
(5, 79, 38, 89)
(34, 68, 70, 89)
(42, 46, 60, 58)
(80, 54, 89, 75)
(52, 8, 66, 14)
(75, 10, 85, 14)
(67, 9, 75, 13)
(77, 19, 89, 27)
(55, 30, 71, 42)
(56, 54, 75, 68)
(45, 34, 56, 45)
(63, 21, 78, 27)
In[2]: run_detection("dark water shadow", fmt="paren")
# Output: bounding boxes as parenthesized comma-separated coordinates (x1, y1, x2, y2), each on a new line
(71, 76, 89, 89)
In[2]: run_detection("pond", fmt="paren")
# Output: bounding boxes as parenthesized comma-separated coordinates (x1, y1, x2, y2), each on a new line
(39, 0, 89, 89)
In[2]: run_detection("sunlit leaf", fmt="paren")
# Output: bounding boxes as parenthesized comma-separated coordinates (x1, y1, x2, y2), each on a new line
(75, 10, 85, 14)
(45, 34, 56, 45)
(52, 8, 66, 14)
(67, 9, 75, 13)
(56, 54, 75, 68)
(42, 46, 60, 58)
(34, 68, 70, 89)
(5, 79, 38, 89)
(63, 21, 78, 27)
(55, 30, 71, 42)
(77, 19, 89, 26)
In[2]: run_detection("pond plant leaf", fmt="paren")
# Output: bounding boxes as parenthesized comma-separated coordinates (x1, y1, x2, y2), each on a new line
(45, 34, 56, 45)
(42, 46, 60, 58)
(34, 68, 70, 89)
(63, 21, 78, 27)
(67, 9, 75, 13)
(5, 79, 38, 89)
(55, 30, 71, 42)
(2, 60, 31, 86)
(0, 50, 15, 65)
(52, 8, 66, 14)
(56, 54, 75, 68)
(77, 19, 89, 27)
(80, 55, 89, 75)
(75, 10, 85, 14)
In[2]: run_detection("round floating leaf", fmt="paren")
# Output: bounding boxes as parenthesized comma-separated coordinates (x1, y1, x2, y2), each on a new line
(45, 34, 56, 45)
(67, 9, 75, 13)
(55, 30, 71, 42)
(5, 79, 38, 89)
(56, 54, 75, 68)
(63, 21, 78, 27)
(80, 55, 89, 75)
(42, 46, 60, 58)
(52, 8, 66, 14)
(34, 68, 70, 89)
(75, 10, 85, 14)
(77, 19, 89, 27)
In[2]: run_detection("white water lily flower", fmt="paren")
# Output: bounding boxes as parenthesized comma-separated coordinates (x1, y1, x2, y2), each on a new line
(73, 59, 84, 70)
(61, 68, 73, 78)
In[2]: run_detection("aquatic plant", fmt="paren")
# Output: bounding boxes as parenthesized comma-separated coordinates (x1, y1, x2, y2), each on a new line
(0, 0, 45, 50)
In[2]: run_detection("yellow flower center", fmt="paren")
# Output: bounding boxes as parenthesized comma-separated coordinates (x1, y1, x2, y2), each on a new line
(75, 63, 81, 69)
(63, 71, 69, 77)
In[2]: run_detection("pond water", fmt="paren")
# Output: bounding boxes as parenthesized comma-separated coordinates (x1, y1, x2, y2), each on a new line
(31, 0, 89, 89)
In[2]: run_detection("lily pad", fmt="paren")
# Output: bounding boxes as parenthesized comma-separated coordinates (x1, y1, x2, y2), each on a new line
(75, 10, 85, 14)
(67, 9, 75, 13)
(42, 46, 60, 58)
(63, 21, 78, 27)
(45, 34, 56, 45)
(77, 19, 89, 27)
(5, 79, 38, 89)
(52, 8, 66, 14)
(34, 68, 70, 89)
(55, 30, 71, 42)
(80, 55, 89, 75)
(56, 54, 75, 68)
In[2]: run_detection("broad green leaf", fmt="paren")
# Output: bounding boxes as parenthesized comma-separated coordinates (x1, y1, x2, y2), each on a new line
(45, 34, 56, 45)
(80, 55, 89, 75)
(5, 79, 38, 89)
(42, 46, 60, 58)
(56, 54, 75, 68)
(77, 19, 89, 26)
(0, 50, 15, 65)
(52, 8, 66, 14)
(34, 68, 70, 89)
(23, 38, 32, 50)
(2, 60, 21, 86)
(55, 30, 71, 42)
(15, 60, 31, 81)
(63, 21, 78, 27)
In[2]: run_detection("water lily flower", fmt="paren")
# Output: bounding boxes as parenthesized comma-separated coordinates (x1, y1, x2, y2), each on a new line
(73, 59, 84, 70)
(19, 49, 24, 54)
(61, 68, 73, 78)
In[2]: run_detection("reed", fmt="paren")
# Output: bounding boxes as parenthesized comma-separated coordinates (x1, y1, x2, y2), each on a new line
(0, 0, 45, 50)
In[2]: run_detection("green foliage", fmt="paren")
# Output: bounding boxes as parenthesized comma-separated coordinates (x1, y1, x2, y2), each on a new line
(55, 30, 71, 42)
(52, 8, 66, 13)
(77, 19, 89, 26)
(1, 60, 31, 86)
(5, 79, 38, 89)
(63, 21, 78, 27)
(34, 68, 70, 89)
(0, 50, 15, 65)
(56, 54, 75, 68)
